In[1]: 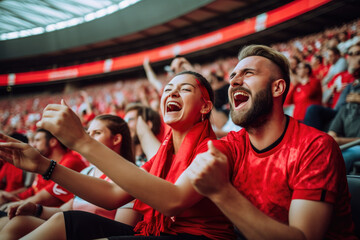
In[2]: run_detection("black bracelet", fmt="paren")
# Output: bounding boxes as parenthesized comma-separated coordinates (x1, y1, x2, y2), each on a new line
(35, 204, 43, 217)
(42, 160, 57, 180)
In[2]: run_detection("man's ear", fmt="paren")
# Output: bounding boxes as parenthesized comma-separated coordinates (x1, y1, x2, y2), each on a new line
(49, 138, 58, 148)
(272, 79, 286, 98)
(200, 101, 213, 115)
(113, 133, 122, 146)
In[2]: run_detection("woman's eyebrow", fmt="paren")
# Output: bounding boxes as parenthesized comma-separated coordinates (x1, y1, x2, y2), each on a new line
(165, 83, 195, 88)
(180, 83, 196, 88)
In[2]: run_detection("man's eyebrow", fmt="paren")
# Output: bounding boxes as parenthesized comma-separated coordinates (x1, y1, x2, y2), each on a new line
(242, 67, 256, 72)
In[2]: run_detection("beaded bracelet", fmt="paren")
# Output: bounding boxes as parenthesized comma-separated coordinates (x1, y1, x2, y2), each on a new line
(42, 160, 57, 180)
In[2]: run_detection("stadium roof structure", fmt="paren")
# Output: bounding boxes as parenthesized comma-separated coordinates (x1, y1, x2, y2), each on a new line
(0, 0, 293, 72)
(0, 0, 359, 88)
(0, 0, 131, 38)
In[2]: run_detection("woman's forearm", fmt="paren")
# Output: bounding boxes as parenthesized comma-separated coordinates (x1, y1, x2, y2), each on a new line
(76, 138, 202, 216)
(48, 163, 132, 210)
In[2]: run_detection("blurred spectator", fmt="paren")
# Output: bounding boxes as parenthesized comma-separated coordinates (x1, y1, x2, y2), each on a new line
(208, 69, 230, 132)
(78, 90, 95, 128)
(322, 68, 355, 108)
(124, 103, 163, 166)
(170, 56, 195, 74)
(0, 129, 88, 208)
(327, 42, 360, 173)
(143, 58, 163, 94)
(304, 42, 360, 131)
(322, 47, 348, 86)
(0, 133, 32, 198)
(289, 56, 301, 85)
(328, 79, 360, 173)
(284, 62, 322, 121)
(311, 54, 327, 80)
(0, 129, 88, 230)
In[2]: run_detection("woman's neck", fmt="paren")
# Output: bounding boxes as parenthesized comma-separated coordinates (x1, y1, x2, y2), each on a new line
(172, 129, 190, 154)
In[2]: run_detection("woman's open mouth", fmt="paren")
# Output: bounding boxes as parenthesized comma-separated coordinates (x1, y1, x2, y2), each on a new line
(166, 101, 182, 112)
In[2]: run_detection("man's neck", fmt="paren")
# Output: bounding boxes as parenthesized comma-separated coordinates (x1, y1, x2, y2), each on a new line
(247, 112, 287, 151)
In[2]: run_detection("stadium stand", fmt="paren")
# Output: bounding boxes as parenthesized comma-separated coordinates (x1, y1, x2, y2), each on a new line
(0, 0, 359, 239)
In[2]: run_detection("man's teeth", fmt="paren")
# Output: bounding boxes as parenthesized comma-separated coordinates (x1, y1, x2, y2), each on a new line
(234, 91, 249, 97)
(233, 91, 249, 107)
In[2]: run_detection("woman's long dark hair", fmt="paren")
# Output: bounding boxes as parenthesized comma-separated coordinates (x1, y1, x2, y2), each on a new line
(94, 114, 135, 164)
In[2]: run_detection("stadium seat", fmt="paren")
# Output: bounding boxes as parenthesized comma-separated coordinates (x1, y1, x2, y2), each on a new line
(347, 175, 360, 237)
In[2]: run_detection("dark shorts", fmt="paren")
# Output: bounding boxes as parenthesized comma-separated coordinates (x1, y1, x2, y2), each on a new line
(64, 210, 134, 240)
(64, 210, 210, 240)
(0, 210, 7, 218)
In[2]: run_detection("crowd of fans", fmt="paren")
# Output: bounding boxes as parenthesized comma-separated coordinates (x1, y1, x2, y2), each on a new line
(0, 17, 359, 239)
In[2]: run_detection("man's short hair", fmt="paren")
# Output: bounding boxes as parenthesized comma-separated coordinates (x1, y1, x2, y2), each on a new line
(238, 44, 290, 103)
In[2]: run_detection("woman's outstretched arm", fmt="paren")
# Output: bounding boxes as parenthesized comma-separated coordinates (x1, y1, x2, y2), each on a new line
(35, 101, 203, 216)
(0, 134, 132, 210)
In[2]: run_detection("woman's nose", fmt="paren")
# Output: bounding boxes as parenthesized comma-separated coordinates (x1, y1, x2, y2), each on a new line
(169, 88, 180, 97)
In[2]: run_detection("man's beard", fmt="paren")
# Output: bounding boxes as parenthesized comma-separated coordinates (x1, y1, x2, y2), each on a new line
(230, 82, 273, 130)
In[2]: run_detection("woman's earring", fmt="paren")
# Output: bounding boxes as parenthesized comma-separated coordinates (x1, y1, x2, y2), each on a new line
(201, 114, 205, 122)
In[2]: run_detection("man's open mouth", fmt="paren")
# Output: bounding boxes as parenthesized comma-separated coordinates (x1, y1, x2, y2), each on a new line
(233, 91, 249, 108)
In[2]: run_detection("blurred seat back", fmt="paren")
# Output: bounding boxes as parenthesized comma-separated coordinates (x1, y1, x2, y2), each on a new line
(347, 175, 360, 238)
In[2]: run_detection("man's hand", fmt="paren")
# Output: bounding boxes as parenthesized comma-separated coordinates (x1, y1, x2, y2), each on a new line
(187, 141, 230, 198)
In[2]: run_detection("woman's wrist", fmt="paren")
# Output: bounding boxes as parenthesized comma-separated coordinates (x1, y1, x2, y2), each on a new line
(71, 133, 93, 153)
(42, 160, 57, 180)
(73, 134, 95, 155)
(36, 156, 53, 175)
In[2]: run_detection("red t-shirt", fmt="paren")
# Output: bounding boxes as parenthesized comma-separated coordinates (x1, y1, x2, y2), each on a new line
(312, 64, 327, 81)
(18, 151, 88, 204)
(134, 121, 235, 239)
(0, 162, 24, 192)
(139, 141, 235, 240)
(219, 117, 355, 239)
(327, 71, 355, 109)
(285, 76, 322, 121)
